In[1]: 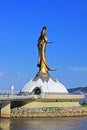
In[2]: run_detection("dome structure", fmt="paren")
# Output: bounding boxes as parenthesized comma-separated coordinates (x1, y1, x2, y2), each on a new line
(21, 76, 68, 94)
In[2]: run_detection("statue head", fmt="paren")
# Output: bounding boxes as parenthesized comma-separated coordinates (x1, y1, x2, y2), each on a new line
(41, 26, 47, 37)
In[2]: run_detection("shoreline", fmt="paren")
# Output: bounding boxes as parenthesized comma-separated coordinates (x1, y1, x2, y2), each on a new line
(10, 106, 87, 118)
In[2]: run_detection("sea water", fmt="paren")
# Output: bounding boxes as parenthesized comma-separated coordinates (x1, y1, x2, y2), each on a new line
(0, 117, 87, 130)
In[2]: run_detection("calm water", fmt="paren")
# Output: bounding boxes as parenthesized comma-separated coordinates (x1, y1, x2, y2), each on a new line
(0, 117, 87, 130)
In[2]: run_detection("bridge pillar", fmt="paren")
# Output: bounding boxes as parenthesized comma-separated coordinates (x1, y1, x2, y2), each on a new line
(1, 101, 10, 118)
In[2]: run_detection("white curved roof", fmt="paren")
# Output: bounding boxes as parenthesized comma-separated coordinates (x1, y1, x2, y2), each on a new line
(21, 77, 68, 93)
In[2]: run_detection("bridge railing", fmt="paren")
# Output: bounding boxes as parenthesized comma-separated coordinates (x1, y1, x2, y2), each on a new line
(0, 90, 20, 97)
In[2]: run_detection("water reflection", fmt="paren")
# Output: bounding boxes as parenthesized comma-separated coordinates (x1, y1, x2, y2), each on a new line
(0, 118, 10, 130)
(0, 117, 87, 130)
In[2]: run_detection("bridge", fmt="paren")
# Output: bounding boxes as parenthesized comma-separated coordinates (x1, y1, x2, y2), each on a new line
(0, 90, 42, 102)
(0, 91, 40, 118)
(0, 91, 85, 118)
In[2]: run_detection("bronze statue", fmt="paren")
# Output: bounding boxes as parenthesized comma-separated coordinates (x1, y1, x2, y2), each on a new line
(37, 26, 54, 77)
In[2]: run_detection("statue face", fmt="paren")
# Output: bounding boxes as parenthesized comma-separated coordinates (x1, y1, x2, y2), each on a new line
(41, 28, 46, 37)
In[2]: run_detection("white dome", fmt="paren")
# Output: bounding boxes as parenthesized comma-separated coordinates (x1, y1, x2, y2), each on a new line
(21, 76, 68, 94)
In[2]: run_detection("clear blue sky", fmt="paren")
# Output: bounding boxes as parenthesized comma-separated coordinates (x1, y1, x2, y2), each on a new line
(0, 0, 87, 91)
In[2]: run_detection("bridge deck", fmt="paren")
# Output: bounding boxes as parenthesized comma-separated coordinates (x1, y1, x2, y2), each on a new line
(0, 95, 34, 101)
(0, 93, 84, 101)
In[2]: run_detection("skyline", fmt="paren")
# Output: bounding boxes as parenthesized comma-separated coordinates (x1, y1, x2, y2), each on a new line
(0, 0, 87, 91)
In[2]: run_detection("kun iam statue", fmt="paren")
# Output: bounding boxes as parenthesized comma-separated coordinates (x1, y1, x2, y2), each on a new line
(21, 26, 68, 94)
(37, 26, 55, 77)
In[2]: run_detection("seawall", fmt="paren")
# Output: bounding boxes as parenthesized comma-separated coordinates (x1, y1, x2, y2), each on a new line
(11, 107, 87, 118)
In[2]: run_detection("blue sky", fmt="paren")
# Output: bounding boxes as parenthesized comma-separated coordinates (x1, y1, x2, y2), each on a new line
(0, 0, 87, 91)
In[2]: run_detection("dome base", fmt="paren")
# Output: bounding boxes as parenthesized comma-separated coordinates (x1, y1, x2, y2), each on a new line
(21, 75, 68, 94)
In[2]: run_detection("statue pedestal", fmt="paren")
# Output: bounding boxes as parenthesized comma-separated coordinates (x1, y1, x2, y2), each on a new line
(21, 75, 68, 95)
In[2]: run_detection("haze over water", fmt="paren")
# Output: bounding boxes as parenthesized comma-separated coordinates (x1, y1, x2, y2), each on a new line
(0, 117, 87, 130)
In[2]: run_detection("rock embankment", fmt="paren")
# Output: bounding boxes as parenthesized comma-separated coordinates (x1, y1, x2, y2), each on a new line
(11, 107, 87, 118)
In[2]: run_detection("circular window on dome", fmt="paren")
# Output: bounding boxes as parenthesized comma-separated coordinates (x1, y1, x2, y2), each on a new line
(33, 87, 41, 95)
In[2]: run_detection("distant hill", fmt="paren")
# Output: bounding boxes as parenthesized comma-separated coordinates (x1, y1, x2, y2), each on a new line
(68, 86, 87, 94)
